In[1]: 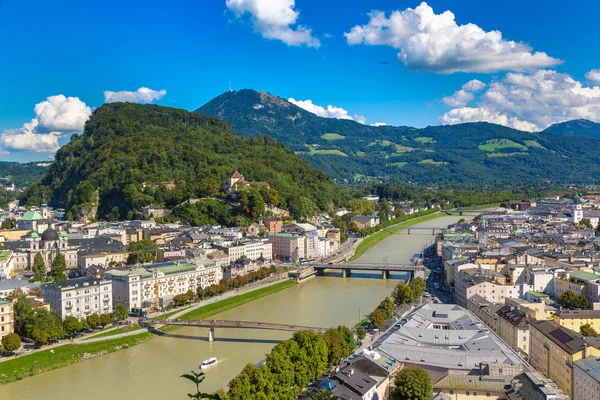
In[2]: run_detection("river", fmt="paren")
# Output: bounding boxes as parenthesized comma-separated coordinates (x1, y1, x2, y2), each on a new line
(0, 214, 463, 400)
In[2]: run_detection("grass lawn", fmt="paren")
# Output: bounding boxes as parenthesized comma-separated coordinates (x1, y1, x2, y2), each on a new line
(478, 139, 527, 152)
(418, 159, 448, 166)
(414, 136, 436, 143)
(321, 133, 345, 140)
(487, 152, 528, 157)
(0, 332, 153, 384)
(524, 140, 546, 149)
(173, 280, 296, 322)
(82, 324, 142, 340)
(310, 149, 348, 157)
(350, 213, 445, 261)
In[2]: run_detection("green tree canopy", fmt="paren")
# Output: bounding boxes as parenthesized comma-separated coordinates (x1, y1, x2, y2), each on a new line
(113, 304, 129, 321)
(389, 366, 432, 400)
(63, 316, 84, 337)
(50, 254, 67, 282)
(393, 281, 415, 305)
(356, 326, 367, 340)
(370, 308, 387, 329)
(559, 290, 589, 310)
(1, 333, 21, 352)
(126, 239, 160, 265)
(348, 199, 375, 216)
(377, 297, 395, 319)
(581, 323, 599, 336)
(32, 253, 46, 282)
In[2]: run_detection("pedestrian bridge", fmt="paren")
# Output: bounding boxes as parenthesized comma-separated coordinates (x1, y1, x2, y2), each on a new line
(405, 227, 446, 235)
(144, 319, 328, 342)
(311, 262, 426, 279)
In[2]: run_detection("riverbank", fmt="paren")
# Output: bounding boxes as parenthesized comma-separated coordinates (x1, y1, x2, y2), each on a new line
(159, 279, 296, 333)
(0, 332, 154, 385)
(349, 212, 445, 261)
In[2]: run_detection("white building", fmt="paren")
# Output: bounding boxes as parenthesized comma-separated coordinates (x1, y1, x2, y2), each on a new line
(105, 258, 223, 310)
(42, 277, 113, 320)
(219, 239, 272, 263)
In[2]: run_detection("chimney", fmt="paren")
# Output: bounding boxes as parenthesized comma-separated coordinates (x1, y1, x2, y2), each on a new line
(347, 368, 355, 377)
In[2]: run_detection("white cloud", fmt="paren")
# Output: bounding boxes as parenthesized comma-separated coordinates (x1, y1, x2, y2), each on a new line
(440, 70, 600, 131)
(104, 87, 167, 104)
(371, 122, 387, 127)
(0, 119, 60, 153)
(289, 98, 353, 120)
(226, 0, 320, 47)
(353, 115, 367, 124)
(34, 94, 92, 132)
(443, 79, 486, 107)
(344, 2, 561, 73)
(0, 94, 91, 153)
(586, 69, 600, 84)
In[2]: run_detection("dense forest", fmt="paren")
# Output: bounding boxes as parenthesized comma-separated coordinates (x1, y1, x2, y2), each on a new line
(20, 103, 347, 221)
(197, 89, 600, 185)
(0, 161, 48, 187)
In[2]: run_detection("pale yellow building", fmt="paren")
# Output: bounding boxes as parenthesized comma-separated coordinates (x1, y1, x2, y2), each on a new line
(554, 309, 600, 333)
(0, 299, 14, 339)
(529, 319, 600, 398)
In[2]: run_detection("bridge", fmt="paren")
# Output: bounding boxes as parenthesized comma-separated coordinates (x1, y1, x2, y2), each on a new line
(311, 262, 426, 279)
(405, 227, 446, 235)
(144, 319, 328, 342)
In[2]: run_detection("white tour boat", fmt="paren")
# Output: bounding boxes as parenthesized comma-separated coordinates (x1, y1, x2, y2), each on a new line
(200, 357, 218, 369)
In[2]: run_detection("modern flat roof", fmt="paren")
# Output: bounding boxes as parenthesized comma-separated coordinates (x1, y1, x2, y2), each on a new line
(575, 355, 600, 383)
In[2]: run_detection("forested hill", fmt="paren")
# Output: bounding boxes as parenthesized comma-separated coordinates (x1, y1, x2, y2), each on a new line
(0, 161, 48, 187)
(196, 89, 600, 186)
(542, 119, 600, 139)
(20, 103, 345, 220)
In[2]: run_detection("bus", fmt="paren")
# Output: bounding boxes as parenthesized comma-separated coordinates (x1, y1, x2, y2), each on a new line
(130, 307, 148, 317)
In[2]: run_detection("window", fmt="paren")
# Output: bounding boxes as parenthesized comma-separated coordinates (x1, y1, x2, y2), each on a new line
(449, 391, 454, 395)
(486, 393, 491, 397)
(466, 392, 470, 396)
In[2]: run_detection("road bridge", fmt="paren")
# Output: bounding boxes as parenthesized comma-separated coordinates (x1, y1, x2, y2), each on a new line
(312, 262, 426, 279)
(144, 319, 328, 342)
(405, 227, 446, 235)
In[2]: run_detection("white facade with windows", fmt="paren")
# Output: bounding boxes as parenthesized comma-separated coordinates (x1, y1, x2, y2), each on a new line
(42, 277, 113, 320)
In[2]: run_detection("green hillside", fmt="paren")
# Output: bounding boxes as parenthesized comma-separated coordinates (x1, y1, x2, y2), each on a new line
(543, 119, 600, 139)
(0, 162, 49, 187)
(20, 103, 345, 220)
(196, 89, 600, 185)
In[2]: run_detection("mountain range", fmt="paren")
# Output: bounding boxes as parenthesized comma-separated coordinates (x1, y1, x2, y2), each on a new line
(197, 89, 600, 186)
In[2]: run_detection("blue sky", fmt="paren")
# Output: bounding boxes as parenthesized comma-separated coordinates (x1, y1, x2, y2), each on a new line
(1, 0, 600, 161)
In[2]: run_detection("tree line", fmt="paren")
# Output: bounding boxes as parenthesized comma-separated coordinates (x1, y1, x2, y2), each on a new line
(369, 278, 427, 329)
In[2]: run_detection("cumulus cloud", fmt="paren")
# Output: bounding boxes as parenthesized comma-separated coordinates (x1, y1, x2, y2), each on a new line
(0, 94, 92, 154)
(440, 70, 600, 131)
(344, 2, 561, 73)
(443, 79, 486, 107)
(586, 69, 600, 84)
(226, 0, 319, 47)
(0, 119, 61, 153)
(353, 115, 367, 124)
(289, 98, 354, 120)
(104, 87, 167, 103)
(34, 95, 92, 132)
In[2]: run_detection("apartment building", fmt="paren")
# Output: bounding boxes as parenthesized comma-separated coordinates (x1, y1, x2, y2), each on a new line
(0, 299, 14, 339)
(454, 268, 532, 307)
(42, 277, 113, 320)
(220, 240, 272, 263)
(554, 309, 600, 333)
(529, 319, 600, 398)
(574, 356, 600, 400)
(105, 259, 222, 310)
(496, 305, 530, 357)
(274, 232, 305, 262)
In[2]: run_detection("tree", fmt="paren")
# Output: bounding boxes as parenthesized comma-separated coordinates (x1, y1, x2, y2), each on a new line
(173, 293, 190, 306)
(348, 199, 375, 216)
(31, 329, 50, 346)
(31, 253, 46, 282)
(1, 333, 21, 353)
(457, 218, 466, 224)
(99, 313, 113, 327)
(393, 281, 415, 305)
(377, 297, 394, 319)
(559, 290, 589, 310)
(378, 199, 392, 222)
(50, 253, 67, 282)
(370, 308, 387, 329)
(87, 313, 101, 329)
(409, 277, 427, 299)
(581, 323, 599, 336)
(356, 326, 367, 340)
(126, 239, 160, 265)
(63, 316, 83, 337)
(389, 366, 432, 400)
(1, 217, 16, 230)
(580, 218, 594, 229)
(12, 289, 33, 335)
(113, 304, 129, 321)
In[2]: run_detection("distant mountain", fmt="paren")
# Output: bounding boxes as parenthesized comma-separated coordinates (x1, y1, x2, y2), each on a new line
(196, 89, 600, 186)
(542, 119, 600, 139)
(21, 103, 345, 220)
(0, 161, 49, 187)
